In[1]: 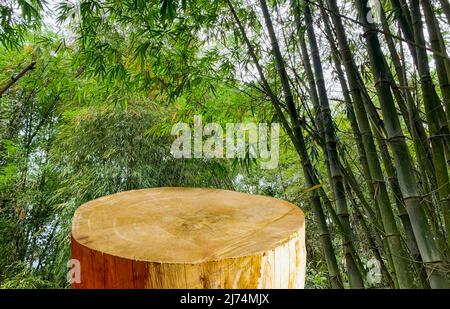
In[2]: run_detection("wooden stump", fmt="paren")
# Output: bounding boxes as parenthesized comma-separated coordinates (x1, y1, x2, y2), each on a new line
(71, 187, 306, 289)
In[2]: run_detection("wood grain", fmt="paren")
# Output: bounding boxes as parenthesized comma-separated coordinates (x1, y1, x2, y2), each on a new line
(71, 187, 306, 289)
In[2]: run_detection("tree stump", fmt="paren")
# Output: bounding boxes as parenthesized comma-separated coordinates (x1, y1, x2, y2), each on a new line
(71, 187, 306, 289)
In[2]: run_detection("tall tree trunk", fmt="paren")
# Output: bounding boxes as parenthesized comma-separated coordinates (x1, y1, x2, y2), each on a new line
(354, 0, 449, 288)
(224, 0, 344, 288)
(302, 2, 365, 288)
(398, 36, 450, 258)
(421, 0, 450, 131)
(390, 0, 418, 66)
(392, 0, 450, 155)
(375, 6, 431, 287)
(324, 0, 416, 288)
(408, 0, 450, 249)
(379, 7, 436, 189)
(320, 3, 377, 225)
(345, 181, 395, 288)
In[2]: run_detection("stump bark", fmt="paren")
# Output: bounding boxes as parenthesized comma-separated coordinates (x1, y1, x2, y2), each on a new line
(71, 187, 306, 289)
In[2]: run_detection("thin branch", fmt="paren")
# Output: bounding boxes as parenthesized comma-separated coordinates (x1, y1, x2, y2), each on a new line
(0, 61, 37, 98)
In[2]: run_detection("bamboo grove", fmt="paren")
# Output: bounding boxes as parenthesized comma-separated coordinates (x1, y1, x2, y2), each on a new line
(1, 0, 450, 288)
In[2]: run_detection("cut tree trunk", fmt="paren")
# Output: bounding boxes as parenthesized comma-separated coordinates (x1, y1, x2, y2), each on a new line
(71, 187, 306, 289)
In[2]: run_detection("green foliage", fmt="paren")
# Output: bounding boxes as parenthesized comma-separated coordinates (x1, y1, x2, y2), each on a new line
(56, 0, 226, 101)
(2, 0, 450, 289)
(0, 0, 43, 49)
(0, 34, 234, 287)
(0, 262, 54, 289)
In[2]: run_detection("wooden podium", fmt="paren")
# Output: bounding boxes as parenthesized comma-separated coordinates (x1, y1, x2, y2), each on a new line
(71, 187, 306, 288)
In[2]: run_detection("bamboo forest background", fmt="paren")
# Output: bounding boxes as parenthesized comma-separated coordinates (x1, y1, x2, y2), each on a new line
(1, 0, 450, 289)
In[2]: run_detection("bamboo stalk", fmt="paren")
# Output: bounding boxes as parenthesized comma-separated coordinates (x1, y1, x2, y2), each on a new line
(0, 62, 36, 98)
(225, 0, 344, 288)
(354, 0, 449, 288)
(324, 0, 417, 288)
(302, 1, 365, 288)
